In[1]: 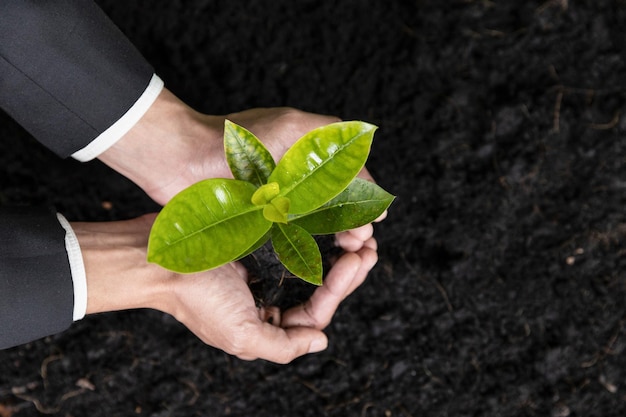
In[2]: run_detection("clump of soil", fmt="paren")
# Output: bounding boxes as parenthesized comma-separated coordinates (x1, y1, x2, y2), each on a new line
(240, 234, 342, 310)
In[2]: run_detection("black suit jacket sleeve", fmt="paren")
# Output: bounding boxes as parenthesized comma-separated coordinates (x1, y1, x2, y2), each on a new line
(0, 2, 156, 348)
(0, 0, 154, 158)
(0, 207, 74, 349)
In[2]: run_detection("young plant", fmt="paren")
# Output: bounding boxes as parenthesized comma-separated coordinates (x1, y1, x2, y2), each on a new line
(147, 120, 394, 285)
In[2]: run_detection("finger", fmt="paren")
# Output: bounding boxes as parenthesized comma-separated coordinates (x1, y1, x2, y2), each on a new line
(358, 166, 375, 182)
(137, 213, 159, 228)
(259, 305, 282, 326)
(335, 224, 371, 250)
(336, 224, 373, 252)
(344, 245, 378, 296)
(374, 210, 388, 222)
(335, 233, 364, 252)
(346, 223, 374, 242)
(282, 252, 363, 330)
(236, 324, 328, 364)
(362, 236, 378, 251)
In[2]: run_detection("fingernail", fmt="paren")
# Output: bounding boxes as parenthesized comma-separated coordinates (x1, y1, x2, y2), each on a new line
(308, 337, 328, 354)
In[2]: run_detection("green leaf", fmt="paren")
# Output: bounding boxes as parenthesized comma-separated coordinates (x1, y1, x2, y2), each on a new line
(148, 178, 271, 273)
(251, 182, 280, 206)
(268, 121, 377, 214)
(224, 120, 276, 187)
(262, 196, 290, 223)
(234, 230, 271, 261)
(271, 196, 290, 215)
(290, 178, 395, 234)
(272, 223, 322, 285)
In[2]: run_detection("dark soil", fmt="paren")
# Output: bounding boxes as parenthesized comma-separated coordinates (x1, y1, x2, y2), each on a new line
(242, 235, 342, 310)
(1, 1, 626, 416)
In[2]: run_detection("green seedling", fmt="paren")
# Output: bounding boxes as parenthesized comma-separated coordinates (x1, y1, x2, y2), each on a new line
(147, 120, 394, 285)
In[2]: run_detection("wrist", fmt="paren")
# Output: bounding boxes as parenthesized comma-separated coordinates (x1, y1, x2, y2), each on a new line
(72, 215, 176, 315)
(98, 89, 226, 205)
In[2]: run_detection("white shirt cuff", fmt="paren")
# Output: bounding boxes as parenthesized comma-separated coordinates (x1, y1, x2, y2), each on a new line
(56, 213, 88, 321)
(71, 73, 165, 162)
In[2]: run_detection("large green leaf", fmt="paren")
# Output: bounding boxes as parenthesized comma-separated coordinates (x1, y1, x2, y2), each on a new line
(224, 120, 275, 187)
(268, 121, 377, 214)
(234, 230, 271, 261)
(148, 178, 271, 273)
(290, 178, 395, 234)
(271, 223, 322, 285)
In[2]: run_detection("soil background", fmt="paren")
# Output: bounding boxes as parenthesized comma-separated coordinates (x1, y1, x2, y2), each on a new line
(1, 1, 626, 416)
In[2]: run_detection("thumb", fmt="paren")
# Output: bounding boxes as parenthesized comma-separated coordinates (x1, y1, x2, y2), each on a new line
(237, 324, 328, 364)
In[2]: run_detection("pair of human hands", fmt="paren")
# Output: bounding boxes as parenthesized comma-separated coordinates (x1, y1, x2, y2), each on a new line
(87, 90, 381, 363)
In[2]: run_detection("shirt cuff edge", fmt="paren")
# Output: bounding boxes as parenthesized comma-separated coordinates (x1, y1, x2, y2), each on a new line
(71, 74, 165, 162)
(56, 213, 88, 321)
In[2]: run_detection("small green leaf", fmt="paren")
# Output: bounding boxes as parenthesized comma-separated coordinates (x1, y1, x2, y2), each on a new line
(251, 182, 280, 206)
(270, 196, 290, 215)
(290, 178, 395, 234)
(148, 179, 271, 273)
(272, 223, 322, 285)
(224, 120, 276, 187)
(269, 121, 377, 214)
(263, 196, 290, 223)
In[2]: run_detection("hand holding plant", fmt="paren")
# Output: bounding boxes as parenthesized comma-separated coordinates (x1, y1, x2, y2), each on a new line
(86, 90, 391, 362)
(74, 213, 378, 364)
(147, 120, 394, 284)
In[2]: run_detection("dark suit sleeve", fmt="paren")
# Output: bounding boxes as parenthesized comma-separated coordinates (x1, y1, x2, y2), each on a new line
(0, 2, 156, 348)
(0, 0, 154, 158)
(0, 207, 74, 349)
